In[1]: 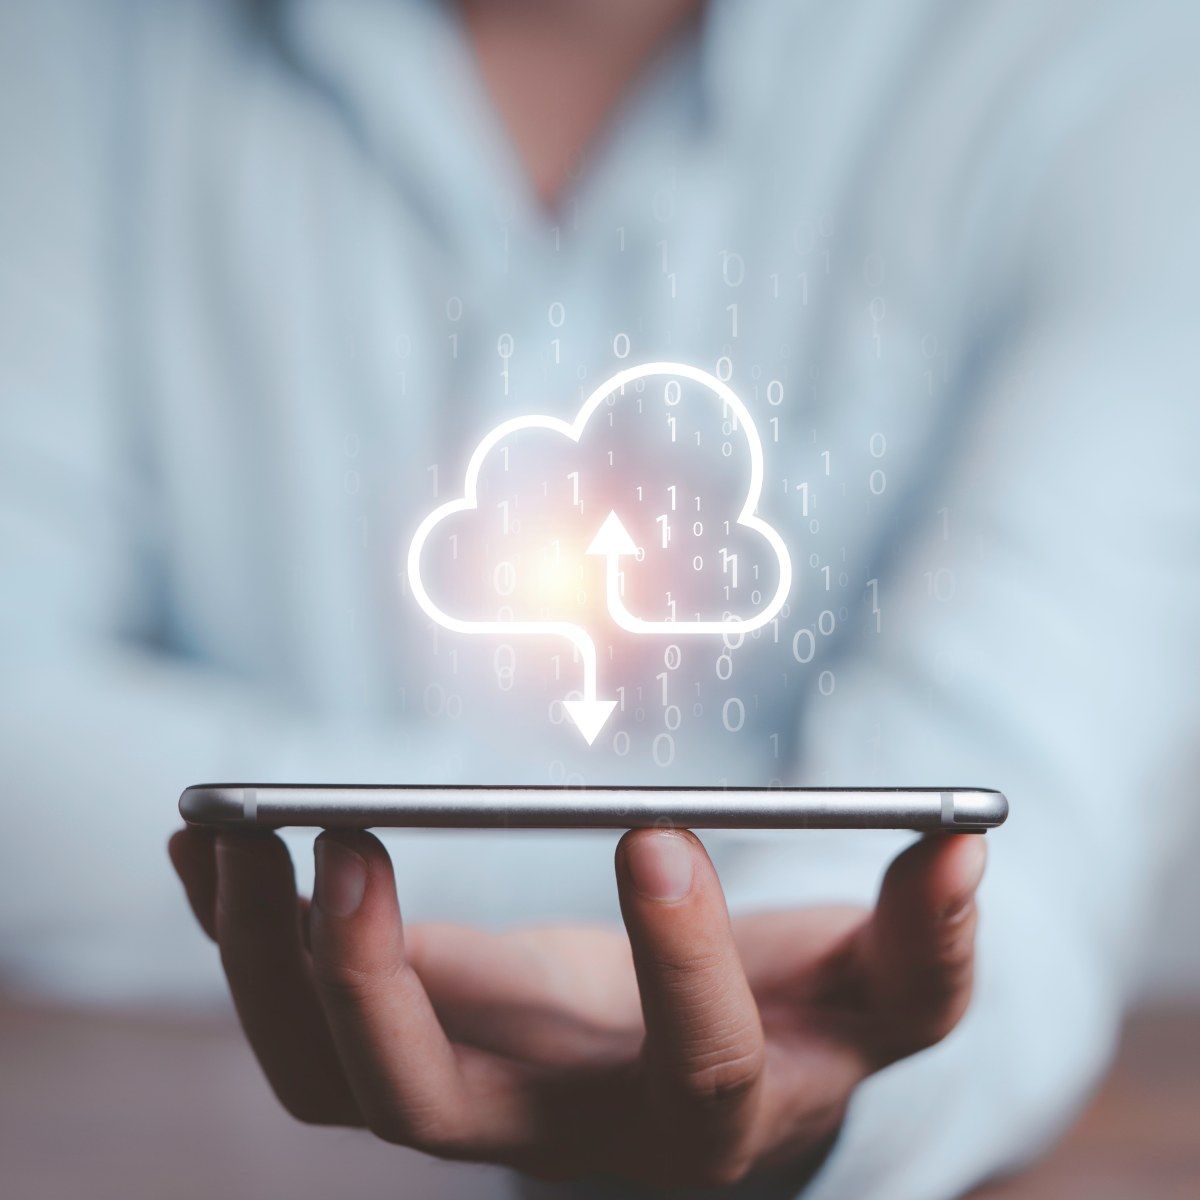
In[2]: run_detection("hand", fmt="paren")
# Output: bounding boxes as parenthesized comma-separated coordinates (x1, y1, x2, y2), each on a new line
(169, 825, 985, 1190)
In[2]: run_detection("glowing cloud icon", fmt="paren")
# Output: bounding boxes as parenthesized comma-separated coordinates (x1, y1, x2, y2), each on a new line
(407, 362, 792, 745)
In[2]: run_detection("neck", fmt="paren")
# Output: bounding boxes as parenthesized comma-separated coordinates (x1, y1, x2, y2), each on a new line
(456, 0, 704, 209)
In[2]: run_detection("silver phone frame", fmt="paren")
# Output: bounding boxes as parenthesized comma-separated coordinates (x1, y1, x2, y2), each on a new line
(179, 784, 1007, 833)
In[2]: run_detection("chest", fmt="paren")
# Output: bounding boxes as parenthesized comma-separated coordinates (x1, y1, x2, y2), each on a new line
(122, 38, 958, 775)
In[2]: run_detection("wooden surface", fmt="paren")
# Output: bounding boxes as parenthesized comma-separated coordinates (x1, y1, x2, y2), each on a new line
(1, 996, 1197, 1199)
(969, 1007, 1200, 1200)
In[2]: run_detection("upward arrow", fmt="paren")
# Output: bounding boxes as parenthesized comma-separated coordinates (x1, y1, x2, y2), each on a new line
(587, 510, 638, 557)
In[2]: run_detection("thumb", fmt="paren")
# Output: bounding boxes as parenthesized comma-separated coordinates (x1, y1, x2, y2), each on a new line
(857, 834, 987, 1063)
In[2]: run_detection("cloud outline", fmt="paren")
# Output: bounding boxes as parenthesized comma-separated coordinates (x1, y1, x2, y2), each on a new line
(406, 361, 793, 709)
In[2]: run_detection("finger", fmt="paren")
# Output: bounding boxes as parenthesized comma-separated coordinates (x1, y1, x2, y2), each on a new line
(168, 826, 217, 940)
(308, 831, 533, 1156)
(615, 829, 765, 1186)
(214, 832, 361, 1125)
(858, 833, 987, 1059)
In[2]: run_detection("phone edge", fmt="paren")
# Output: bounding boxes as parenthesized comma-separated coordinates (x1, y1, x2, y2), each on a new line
(179, 784, 1007, 832)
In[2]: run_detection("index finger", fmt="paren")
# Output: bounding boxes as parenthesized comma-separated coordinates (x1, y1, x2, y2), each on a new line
(307, 830, 538, 1159)
(615, 829, 765, 1188)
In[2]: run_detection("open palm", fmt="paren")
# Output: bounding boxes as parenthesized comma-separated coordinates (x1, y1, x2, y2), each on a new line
(171, 825, 984, 1190)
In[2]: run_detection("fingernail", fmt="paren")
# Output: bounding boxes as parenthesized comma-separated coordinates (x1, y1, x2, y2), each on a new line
(942, 837, 987, 922)
(214, 834, 263, 913)
(314, 838, 367, 918)
(626, 831, 694, 902)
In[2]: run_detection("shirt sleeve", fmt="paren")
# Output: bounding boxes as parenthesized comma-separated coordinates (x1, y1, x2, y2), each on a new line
(0, 3, 500, 1004)
(742, 47, 1200, 1200)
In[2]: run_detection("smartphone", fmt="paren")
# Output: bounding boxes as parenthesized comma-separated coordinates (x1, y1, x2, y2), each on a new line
(179, 784, 1006, 833)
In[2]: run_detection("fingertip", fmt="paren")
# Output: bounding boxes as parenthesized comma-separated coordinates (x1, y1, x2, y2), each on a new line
(169, 825, 218, 940)
(314, 830, 396, 908)
(932, 835, 987, 919)
(215, 827, 287, 861)
(214, 830, 298, 935)
(316, 827, 390, 866)
(310, 831, 407, 984)
(883, 834, 987, 917)
(167, 826, 192, 857)
(314, 834, 369, 920)
(951, 832, 988, 881)
(168, 825, 213, 876)
(214, 828, 289, 887)
(617, 828, 703, 904)
(616, 827, 705, 866)
(866, 836, 985, 1058)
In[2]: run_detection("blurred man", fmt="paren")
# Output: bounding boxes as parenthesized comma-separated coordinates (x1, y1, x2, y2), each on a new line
(3, 0, 1199, 1196)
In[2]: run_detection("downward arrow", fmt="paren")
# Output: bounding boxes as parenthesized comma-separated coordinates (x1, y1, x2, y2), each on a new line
(562, 699, 618, 745)
(552, 511, 637, 745)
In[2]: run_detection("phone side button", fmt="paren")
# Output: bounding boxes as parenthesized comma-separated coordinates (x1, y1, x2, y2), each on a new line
(940, 790, 955, 827)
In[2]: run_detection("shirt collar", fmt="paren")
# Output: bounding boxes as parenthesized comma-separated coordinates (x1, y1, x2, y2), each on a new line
(268, 0, 792, 266)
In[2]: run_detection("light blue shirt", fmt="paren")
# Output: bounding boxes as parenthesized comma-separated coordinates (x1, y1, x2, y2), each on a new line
(3, 1, 1199, 1197)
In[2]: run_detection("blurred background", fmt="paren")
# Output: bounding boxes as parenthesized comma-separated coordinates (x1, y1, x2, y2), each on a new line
(1145, 858, 1200, 999)
(3, 0, 1200, 1197)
